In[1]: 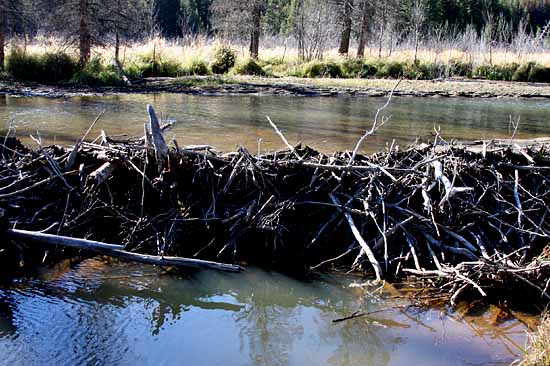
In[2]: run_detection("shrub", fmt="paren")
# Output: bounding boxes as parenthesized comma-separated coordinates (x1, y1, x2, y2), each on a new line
(474, 63, 518, 81)
(403, 62, 443, 80)
(70, 57, 123, 86)
(42, 53, 78, 83)
(376, 61, 405, 78)
(340, 58, 363, 78)
(189, 59, 209, 75)
(303, 61, 343, 78)
(211, 46, 236, 74)
(528, 64, 550, 83)
(234, 59, 266, 76)
(6, 48, 40, 80)
(359, 63, 378, 78)
(135, 54, 182, 78)
(512, 62, 534, 82)
(6, 48, 77, 83)
(447, 59, 473, 77)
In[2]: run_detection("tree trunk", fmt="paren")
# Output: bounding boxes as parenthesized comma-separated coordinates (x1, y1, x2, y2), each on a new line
(338, 0, 353, 55)
(115, 31, 120, 64)
(249, 3, 261, 59)
(79, 0, 91, 68)
(357, 1, 369, 58)
(0, 0, 5, 71)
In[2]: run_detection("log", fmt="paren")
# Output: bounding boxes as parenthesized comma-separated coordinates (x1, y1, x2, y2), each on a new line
(7, 229, 125, 251)
(6, 228, 244, 273)
(87, 162, 115, 187)
(147, 105, 168, 169)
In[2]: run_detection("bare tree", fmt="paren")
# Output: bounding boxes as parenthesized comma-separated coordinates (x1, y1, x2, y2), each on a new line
(410, 0, 426, 64)
(290, 0, 337, 61)
(212, 0, 266, 59)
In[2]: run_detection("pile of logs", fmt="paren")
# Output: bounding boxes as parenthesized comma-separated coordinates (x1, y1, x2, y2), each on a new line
(0, 104, 549, 305)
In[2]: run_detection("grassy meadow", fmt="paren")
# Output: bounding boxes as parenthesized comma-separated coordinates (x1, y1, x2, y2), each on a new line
(3, 36, 550, 86)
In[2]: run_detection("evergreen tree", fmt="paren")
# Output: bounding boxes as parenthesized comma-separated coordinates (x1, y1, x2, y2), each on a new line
(154, 0, 181, 37)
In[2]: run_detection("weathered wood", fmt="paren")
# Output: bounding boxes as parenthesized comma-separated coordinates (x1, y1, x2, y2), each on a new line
(147, 104, 168, 169)
(7, 228, 244, 273)
(7, 228, 125, 251)
(87, 162, 115, 187)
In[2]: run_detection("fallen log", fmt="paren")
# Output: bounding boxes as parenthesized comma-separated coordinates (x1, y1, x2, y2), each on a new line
(6, 229, 244, 273)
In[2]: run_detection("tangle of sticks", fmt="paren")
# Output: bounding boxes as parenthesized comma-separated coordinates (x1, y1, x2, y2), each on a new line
(0, 105, 549, 305)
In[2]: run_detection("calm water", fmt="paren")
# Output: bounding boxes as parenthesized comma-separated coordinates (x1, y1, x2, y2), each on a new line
(0, 94, 542, 365)
(0, 259, 529, 366)
(1, 94, 550, 153)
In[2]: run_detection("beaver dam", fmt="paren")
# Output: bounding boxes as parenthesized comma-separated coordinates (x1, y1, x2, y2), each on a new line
(0, 104, 549, 306)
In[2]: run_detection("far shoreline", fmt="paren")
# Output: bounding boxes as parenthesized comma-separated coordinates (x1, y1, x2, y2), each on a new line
(2, 76, 550, 99)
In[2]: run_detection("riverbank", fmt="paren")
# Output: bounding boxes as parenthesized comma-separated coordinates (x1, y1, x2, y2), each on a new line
(3, 76, 550, 99)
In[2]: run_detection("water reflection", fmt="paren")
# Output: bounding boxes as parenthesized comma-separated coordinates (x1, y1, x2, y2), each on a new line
(1, 94, 549, 153)
(0, 258, 528, 366)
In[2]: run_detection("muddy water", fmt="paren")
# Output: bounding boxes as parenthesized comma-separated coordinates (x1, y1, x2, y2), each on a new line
(1, 94, 550, 153)
(0, 259, 531, 366)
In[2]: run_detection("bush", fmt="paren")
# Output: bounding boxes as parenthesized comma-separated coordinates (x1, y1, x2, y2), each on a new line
(134, 54, 183, 78)
(512, 62, 534, 82)
(528, 64, 550, 82)
(403, 62, 443, 80)
(211, 46, 236, 74)
(359, 63, 378, 78)
(340, 59, 363, 78)
(376, 61, 405, 78)
(6, 48, 77, 83)
(447, 59, 473, 77)
(42, 53, 78, 83)
(70, 57, 123, 86)
(189, 59, 209, 75)
(234, 59, 266, 76)
(303, 61, 343, 78)
(474, 63, 519, 81)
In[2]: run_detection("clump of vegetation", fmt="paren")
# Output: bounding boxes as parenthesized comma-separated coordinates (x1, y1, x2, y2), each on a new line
(136, 54, 182, 78)
(188, 59, 209, 75)
(234, 59, 266, 76)
(403, 62, 444, 80)
(211, 46, 236, 74)
(510, 62, 550, 82)
(359, 63, 378, 78)
(6, 48, 77, 83)
(527, 64, 550, 83)
(375, 61, 405, 78)
(447, 59, 473, 77)
(520, 312, 550, 366)
(302, 61, 343, 78)
(340, 58, 363, 78)
(473, 63, 519, 81)
(71, 57, 123, 86)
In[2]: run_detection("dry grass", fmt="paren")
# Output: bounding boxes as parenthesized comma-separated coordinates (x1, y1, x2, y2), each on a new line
(520, 312, 550, 366)
(8, 36, 550, 72)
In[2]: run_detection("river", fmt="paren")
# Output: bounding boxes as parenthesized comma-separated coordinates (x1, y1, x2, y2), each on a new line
(0, 93, 545, 365)
(1, 94, 550, 152)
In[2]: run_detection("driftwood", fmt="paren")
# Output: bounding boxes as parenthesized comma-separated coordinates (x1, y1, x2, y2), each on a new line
(7, 229, 243, 272)
(0, 106, 549, 305)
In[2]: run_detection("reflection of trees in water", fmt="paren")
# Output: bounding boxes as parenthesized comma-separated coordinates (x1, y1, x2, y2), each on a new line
(0, 261, 526, 366)
(0, 263, 405, 366)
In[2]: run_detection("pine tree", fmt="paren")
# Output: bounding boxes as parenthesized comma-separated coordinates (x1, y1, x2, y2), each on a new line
(154, 0, 181, 37)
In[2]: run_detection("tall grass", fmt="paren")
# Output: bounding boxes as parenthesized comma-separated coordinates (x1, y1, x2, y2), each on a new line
(4, 36, 550, 85)
(520, 311, 550, 366)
